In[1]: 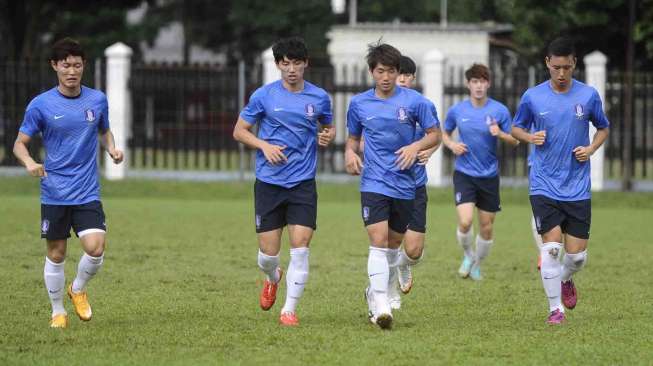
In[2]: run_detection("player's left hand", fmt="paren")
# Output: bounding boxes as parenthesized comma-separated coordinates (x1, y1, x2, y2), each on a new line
(488, 123, 500, 136)
(318, 126, 335, 147)
(395, 143, 419, 170)
(109, 149, 124, 164)
(417, 148, 436, 165)
(573, 146, 594, 162)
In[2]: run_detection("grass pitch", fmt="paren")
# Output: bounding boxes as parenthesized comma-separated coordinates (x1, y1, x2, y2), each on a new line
(0, 177, 652, 365)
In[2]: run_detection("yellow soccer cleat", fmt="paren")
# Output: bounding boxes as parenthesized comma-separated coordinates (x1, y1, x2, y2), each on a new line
(50, 313, 68, 328)
(67, 284, 92, 321)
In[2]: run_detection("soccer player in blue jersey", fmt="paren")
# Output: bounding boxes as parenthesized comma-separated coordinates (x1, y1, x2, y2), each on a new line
(511, 37, 609, 325)
(232, 37, 335, 327)
(13, 38, 124, 328)
(345, 44, 440, 329)
(385, 56, 439, 310)
(442, 64, 519, 281)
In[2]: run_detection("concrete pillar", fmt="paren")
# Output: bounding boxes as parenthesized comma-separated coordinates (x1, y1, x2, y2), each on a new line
(421, 48, 446, 187)
(262, 48, 278, 85)
(584, 51, 607, 191)
(104, 42, 132, 180)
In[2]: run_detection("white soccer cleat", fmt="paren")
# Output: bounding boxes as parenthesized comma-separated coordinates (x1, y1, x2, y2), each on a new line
(397, 264, 413, 294)
(388, 268, 402, 310)
(374, 300, 393, 330)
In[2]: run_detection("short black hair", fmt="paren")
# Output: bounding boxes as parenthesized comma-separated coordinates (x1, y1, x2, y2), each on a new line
(547, 37, 576, 57)
(50, 37, 85, 62)
(399, 56, 416, 75)
(366, 42, 401, 71)
(272, 37, 308, 63)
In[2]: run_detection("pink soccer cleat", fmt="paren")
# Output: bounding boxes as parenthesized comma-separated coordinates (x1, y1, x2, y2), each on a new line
(561, 279, 577, 310)
(546, 309, 566, 325)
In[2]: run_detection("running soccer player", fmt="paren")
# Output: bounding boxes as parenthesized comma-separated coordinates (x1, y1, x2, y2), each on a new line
(345, 43, 440, 329)
(13, 38, 124, 328)
(511, 37, 609, 325)
(386, 55, 439, 310)
(442, 63, 519, 281)
(232, 37, 335, 327)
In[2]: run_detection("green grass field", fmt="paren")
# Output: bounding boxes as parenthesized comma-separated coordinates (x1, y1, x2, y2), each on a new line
(1, 177, 652, 365)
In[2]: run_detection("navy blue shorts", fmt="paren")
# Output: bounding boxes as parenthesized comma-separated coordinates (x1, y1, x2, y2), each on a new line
(41, 201, 106, 240)
(453, 170, 501, 212)
(407, 185, 428, 233)
(361, 192, 413, 234)
(254, 179, 317, 233)
(530, 195, 591, 239)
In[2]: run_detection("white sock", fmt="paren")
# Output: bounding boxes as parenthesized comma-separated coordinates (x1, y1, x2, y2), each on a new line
(531, 216, 543, 248)
(475, 235, 493, 263)
(257, 250, 280, 283)
(368, 246, 389, 310)
(281, 247, 309, 314)
(395, 248, 422, 267)
(456, 228, 474, 259)
(540, 242, 563, 313)
(561, 250, 587, 282)
(71, 253, 104, 293)
(44, 257, 66, 316)
(386, 248, 400, 269)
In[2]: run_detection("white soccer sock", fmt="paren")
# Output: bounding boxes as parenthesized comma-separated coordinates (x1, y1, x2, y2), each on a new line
(540, 242, 564, 313)
(531, 216, 543, 248)
(257, 250, 280, 283)
(368, 246, 389, 309)
(561, 250, 587, 282)
(456, 227, 474, 259)
(395, 248, 422, 267)
(281, 247, 309, 314)
(71, 253, 104, 293)
(44, 257, 66, 316)
(474, 235, 493, 263)
(386, 248, 400, 269)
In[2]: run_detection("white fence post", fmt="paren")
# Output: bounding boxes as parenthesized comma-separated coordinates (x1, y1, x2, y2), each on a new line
(584, 51, 607, 191)
(421, 48, 446, 187)
(262, 48, 278, 85)
(104, 42, 132, 180)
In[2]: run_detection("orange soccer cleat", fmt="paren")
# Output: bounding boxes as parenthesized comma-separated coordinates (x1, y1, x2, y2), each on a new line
(279, 312, 299, 326)
(67, 284, 92, 321)
(260, 268, 283, 311)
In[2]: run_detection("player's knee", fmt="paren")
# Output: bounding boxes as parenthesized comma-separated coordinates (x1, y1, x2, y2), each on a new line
(405, 245, 423, 260)
(458, 220, 473, 233)
(479, 224, 493, 240)
(540, 242, 562, 277)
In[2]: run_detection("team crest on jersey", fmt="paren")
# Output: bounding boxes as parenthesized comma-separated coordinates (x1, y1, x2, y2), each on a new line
(85, 109, 96, 123)
(455, 192, 462, 203)
(574, 104, 584, 119)
(485, 115, 496, 126)
(41, 219, 50, 234)
(362, 206, 370, 221)
(305, 103, 315, 118)
(397, 107, 408, 123)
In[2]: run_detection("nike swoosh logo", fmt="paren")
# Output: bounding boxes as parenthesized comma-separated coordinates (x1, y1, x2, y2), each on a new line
(369, 272, 385, 277)
(461, 118, 470, 122)
(273, 108, 284, 112)
(294, 282, 307, 286)
(366, 116, 376, 120)
(54, 115, 64, 120)
(539, 111, 550, 116)
(49, 288, 62, 294)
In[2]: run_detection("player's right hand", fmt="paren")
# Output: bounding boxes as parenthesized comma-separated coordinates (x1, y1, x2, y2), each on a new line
(26, 163, 46, 177)
(345, 150, 363, 175)
(261, 143, 287, 165)
(449, 142, 468, 156)
(531, 130, 546, 145)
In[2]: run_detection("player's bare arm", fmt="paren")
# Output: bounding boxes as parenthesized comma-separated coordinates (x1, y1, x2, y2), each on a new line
(442, 129, 468, 156)
(233, 117, 287, 165)
(317, 123, 336, 147)
(573, 128, 609, 162)
(344, 135, 363, 175)
(489, 124, 520, 146)
(99, 129, 124, 164)
(13, 132, 46, 177)
(511, 126, 546, 146)
(395, 127, 439, 170)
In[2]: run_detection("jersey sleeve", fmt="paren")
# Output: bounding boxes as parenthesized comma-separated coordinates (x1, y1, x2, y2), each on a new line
(19, 104, 43, 137)
(589, 89, 610, 129)
(414, 97, 439, 130)
(443, 107, 457, 133)
(513, 92, 534, 130)
(239, 87, 266, 125)
(319, 93, 333, 125)
(498, 105, 512, 133)
(99, 95, 110, 131)
(346, 99, 362, 137)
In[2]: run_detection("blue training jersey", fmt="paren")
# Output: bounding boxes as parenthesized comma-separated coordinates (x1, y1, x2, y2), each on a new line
(347, 86, 440, 200)
(19, 86, 110, 205)
(240, 80, 332, 188)
(513, 79, 609, 201)
(443, 98, 512, 178)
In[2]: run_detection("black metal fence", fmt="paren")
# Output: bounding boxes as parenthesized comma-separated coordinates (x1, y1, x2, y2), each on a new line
(0, 59, 102, 166)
